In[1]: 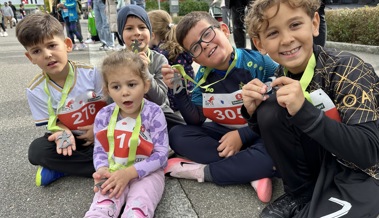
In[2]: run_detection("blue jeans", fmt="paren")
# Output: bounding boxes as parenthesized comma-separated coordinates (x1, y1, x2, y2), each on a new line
(131, 0, 145, 9)
(93, 0, 114, 46)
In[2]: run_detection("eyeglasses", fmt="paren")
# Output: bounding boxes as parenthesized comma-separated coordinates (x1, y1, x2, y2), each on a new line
(188, 25, 218, 58)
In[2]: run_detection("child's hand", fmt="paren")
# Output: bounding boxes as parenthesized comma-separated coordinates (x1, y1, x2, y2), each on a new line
(271, 77, 304, 116)
(242, 78, 269, 116)
(217, 130, 243, 158)
(92, 167, 110, 193)
(76, 124, 94, 146)
(161, 64, 176, 89)
(138, 52, 150, 67)
(101, 166, 138, 199)
(48, 130, 76, 156)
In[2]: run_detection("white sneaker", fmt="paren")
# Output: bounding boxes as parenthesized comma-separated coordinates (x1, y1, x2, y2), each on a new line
(73, 45, 79, 51)
(0, 32, 3, 37)
(3, 32, 8, 37)
(115, 44, 125, 51)
(84, 38, 94, 44)
(103, 45, 115, 51)
(78, 43, 87, 50)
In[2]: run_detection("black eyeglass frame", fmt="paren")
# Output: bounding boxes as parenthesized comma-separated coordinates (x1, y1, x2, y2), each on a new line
(188, 25, 220, 58)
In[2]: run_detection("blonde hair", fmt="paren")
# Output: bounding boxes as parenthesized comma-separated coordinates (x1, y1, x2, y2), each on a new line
(147, 10, 184, 61)
(101, 50, 149, 97)
(245, 0, 320, 39)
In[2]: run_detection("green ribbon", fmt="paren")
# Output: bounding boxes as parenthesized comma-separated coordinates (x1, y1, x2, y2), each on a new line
(106, 100, 144, 172)
(172, 48, 238, 93)
(284, 53, 316, 103)
(44, 63, 75, 132)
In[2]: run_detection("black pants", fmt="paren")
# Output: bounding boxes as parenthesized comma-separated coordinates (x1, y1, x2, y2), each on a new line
(257, 95, 379, 217)
(169, 122, 276, 185)
(28, 133, 95, 177)
(0, 22, 5, 32)
(230, 0, 256, 50)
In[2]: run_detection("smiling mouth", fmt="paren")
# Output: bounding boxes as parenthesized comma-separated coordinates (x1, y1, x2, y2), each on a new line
(208, 46, 217, 57)
(280, 47, 300, 55)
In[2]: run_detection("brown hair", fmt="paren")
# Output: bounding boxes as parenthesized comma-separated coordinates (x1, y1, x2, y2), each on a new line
(101, 50, 149, 96)
(176, 11, 220, 49)
(16, 13, 65, 48)
(148, 10, 184, 61)
(245, 0, 320, 39)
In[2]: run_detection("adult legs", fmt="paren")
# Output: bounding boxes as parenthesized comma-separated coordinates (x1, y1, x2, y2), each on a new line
(230, 3, 246, 48)
(0, 22, 6, 32)
(28, 133, 95, 177)
(93, 0, 114, 47)
(5, 16, 12, 29)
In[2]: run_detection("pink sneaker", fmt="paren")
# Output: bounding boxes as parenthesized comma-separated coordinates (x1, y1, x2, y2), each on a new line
(251, 178, 272, 203)
(164, 157, 205, 182)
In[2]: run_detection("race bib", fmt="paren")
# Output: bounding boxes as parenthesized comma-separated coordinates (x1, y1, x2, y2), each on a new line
(57, 91, 106, 131)
(310, 89, 341, 122)
(202, 90, 247, 128)
(96, 117, 153, 165)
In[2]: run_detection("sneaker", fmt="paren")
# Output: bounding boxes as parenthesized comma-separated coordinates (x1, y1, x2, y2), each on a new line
(164, 157, 205, 182)
(115, 44, 125, 51)
(103, 45, 115, 51)
(3, 32, 8, 37)
(0, 32, 3, 37)
(73, 44, 79, 51)
(78, 43, 87, 50)
(251, 178, 272, 203)
(259, 192, 311, 218)
(35, 166, 66, 187)
(99, 43, 106, 50)
(84, 38, 95, 44)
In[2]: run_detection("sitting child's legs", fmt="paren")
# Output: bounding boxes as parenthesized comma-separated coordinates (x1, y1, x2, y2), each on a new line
(121, 169, 165, 218)
(169, 122, 230, 164)
(84, 190, 127, 218)
(28, 133, 95, 177)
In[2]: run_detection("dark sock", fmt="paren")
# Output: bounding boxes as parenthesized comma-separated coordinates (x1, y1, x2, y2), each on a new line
(204, 165, 213, 182)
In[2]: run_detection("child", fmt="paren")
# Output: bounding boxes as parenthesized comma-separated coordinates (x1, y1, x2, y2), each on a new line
(57, 0, 87, 51)
(84, 50, 168, 217)
(147, 9, 195, 112)
(16, 13, 106, 186)
(242, 0, 379, 217)
(161, 11, 279, 203)
(117, 5, 185, 130)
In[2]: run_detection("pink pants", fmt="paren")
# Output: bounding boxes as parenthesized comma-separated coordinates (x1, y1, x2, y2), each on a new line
(84, 169, 164, 218)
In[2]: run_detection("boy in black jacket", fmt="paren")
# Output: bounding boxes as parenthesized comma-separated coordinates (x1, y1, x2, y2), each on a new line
(242, 0, 379, 217)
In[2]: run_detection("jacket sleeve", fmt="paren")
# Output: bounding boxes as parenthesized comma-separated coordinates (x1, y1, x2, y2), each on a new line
(145, 53, 169, 106)
(291, 100, 379, 170)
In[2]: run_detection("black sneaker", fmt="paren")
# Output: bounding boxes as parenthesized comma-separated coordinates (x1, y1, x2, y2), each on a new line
(260, 192, 311, 218)
(99, 43, 106, 50)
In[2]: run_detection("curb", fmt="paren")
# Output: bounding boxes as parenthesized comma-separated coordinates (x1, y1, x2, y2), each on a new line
(326, 41, 379, 54)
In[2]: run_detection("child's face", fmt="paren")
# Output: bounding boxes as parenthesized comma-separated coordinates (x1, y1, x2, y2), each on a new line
(25, 36, 73, 77)
(122, 17, 151, 53)
(106, 67, 149, 119)
(182, 20, 233, 70)
(253, 3, 320, 74)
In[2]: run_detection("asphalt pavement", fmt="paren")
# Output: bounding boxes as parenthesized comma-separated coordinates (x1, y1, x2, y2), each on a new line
(0, 14, 378, 217)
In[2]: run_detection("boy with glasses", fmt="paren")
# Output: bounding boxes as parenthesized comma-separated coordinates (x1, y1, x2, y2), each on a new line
(161, 11, 278, 203)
